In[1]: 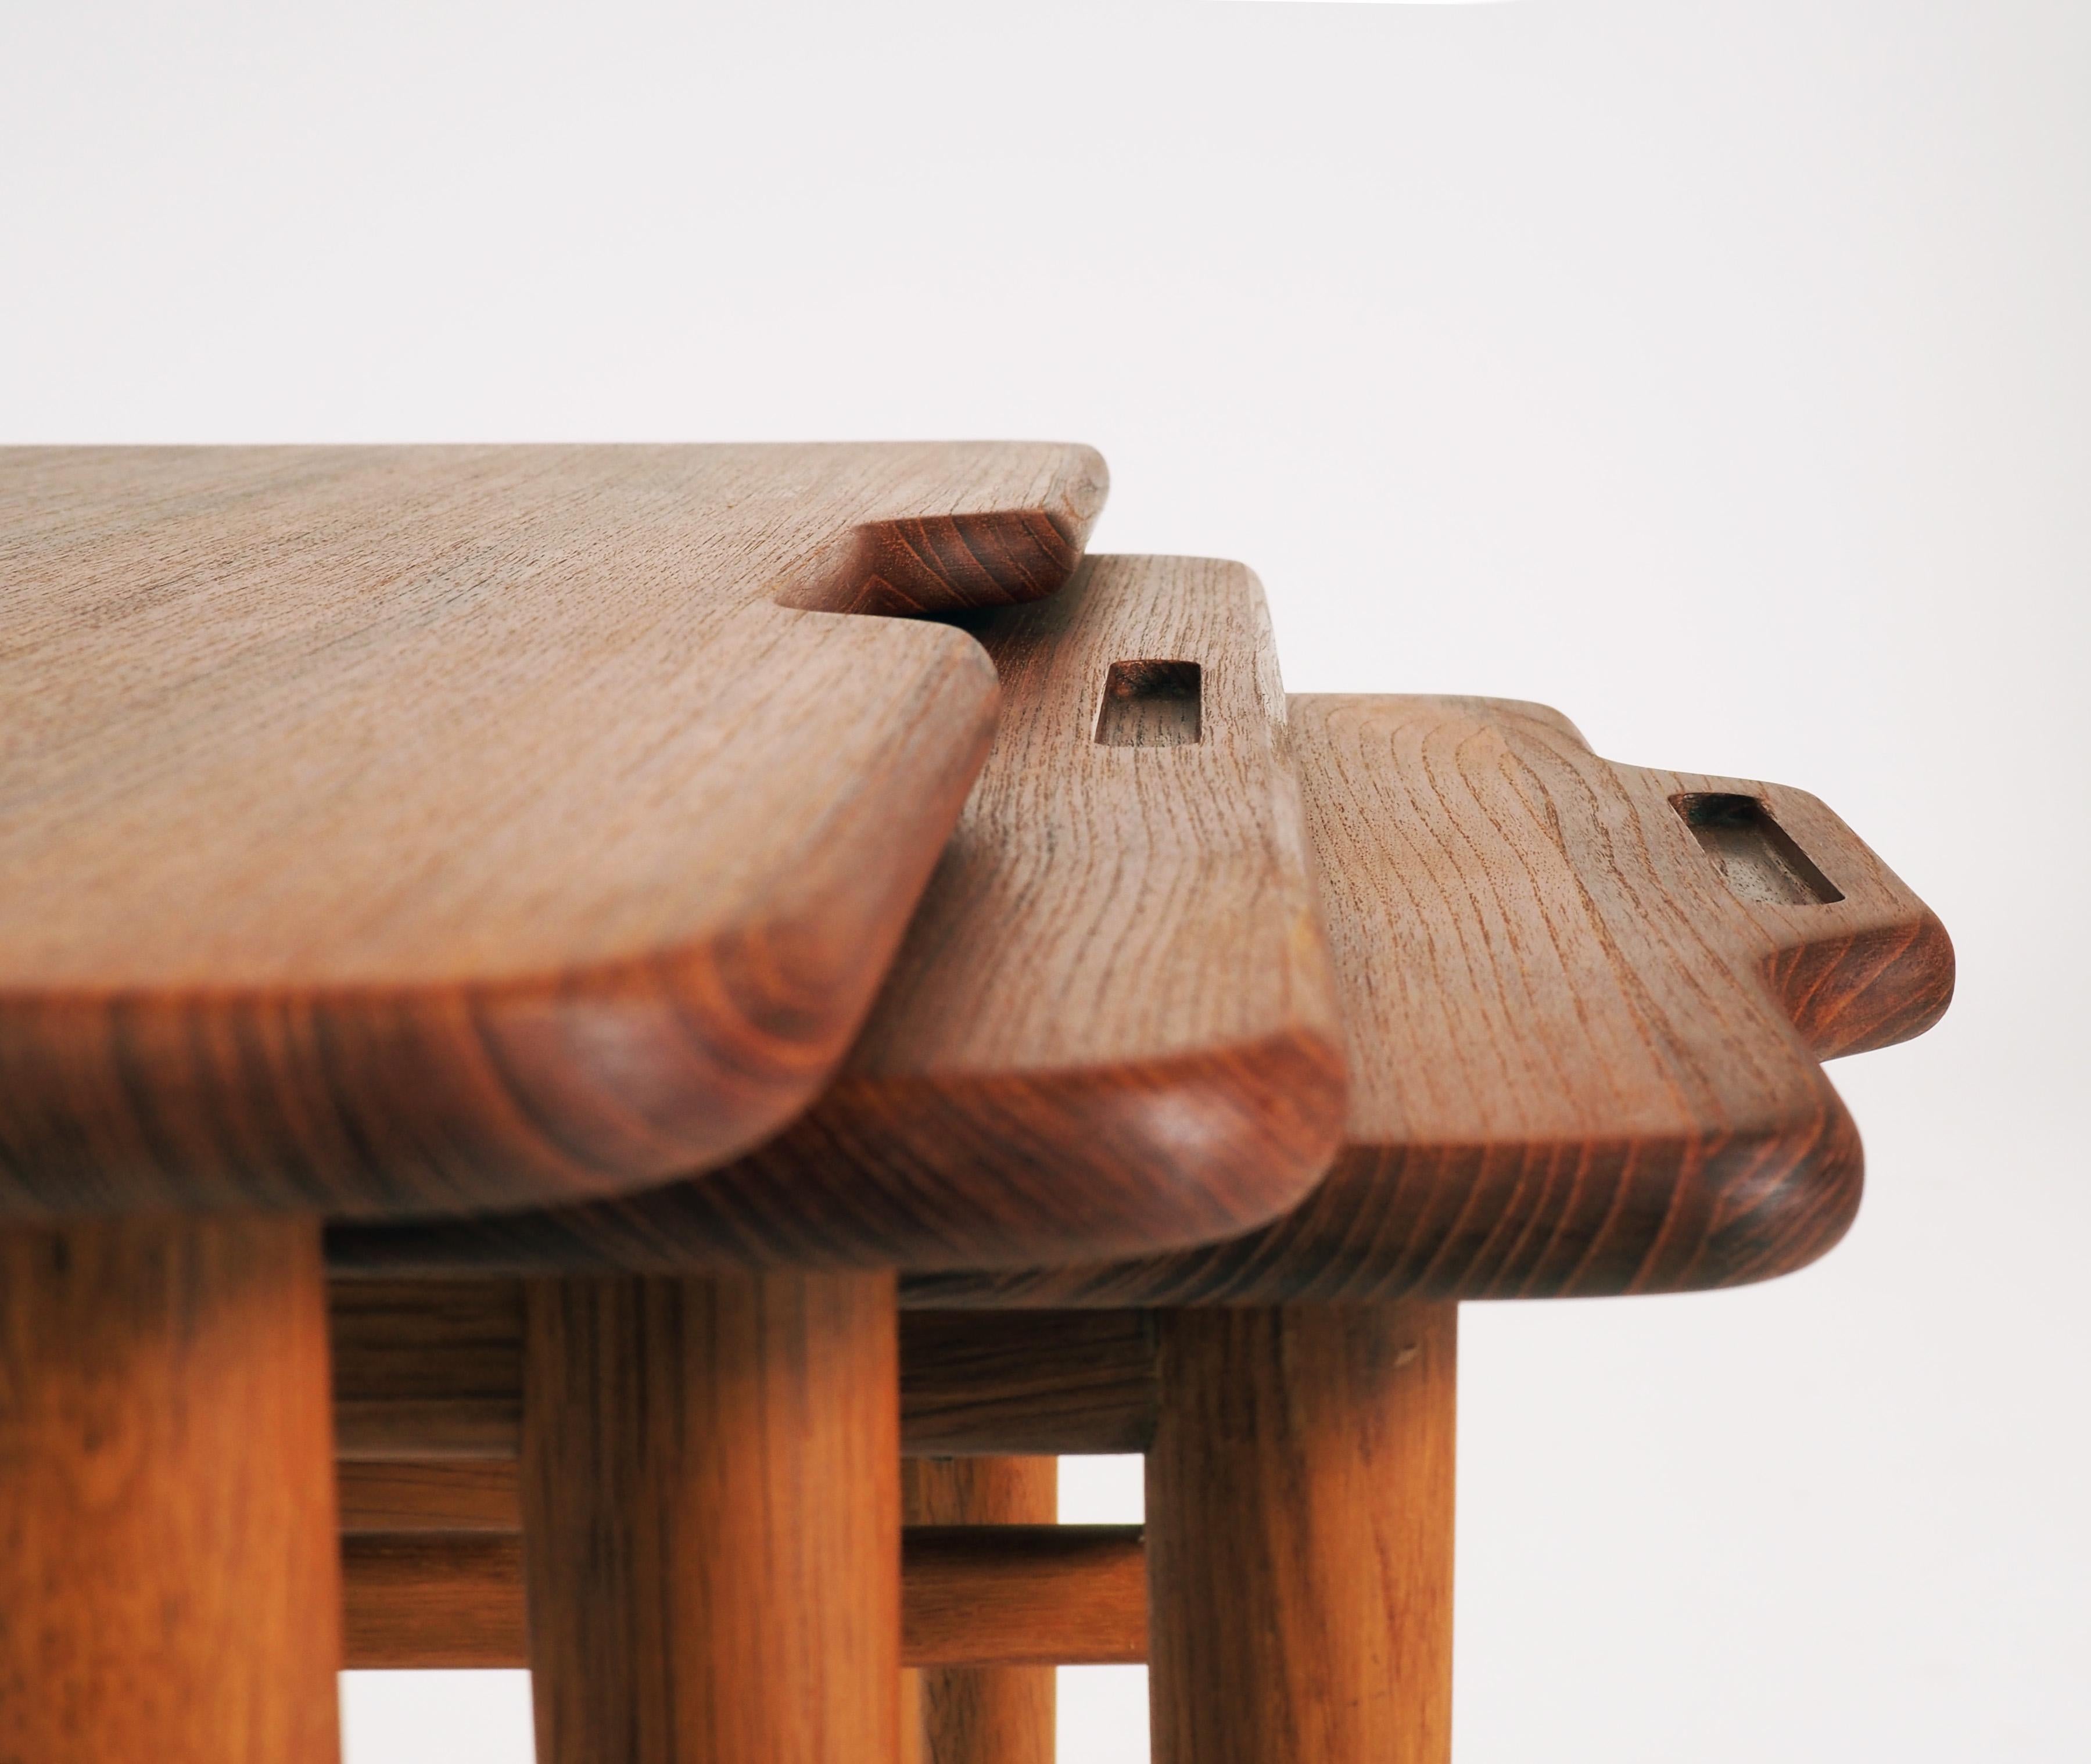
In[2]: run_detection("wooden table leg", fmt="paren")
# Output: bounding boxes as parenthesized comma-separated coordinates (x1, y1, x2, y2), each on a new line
(1147, 1302, 1455, 1764)
(901, 1457, 1057, 1764)
(0, 1217, 342, 1764)
(523, 1269, 901, 1764)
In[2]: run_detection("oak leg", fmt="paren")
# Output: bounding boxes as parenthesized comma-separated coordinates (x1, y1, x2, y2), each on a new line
(901, 1457, 1058, 1764)
(1146, 1302, 1455, 1764)
(0, 1216, 342, 1764)
(522, 1270, 901, 1764)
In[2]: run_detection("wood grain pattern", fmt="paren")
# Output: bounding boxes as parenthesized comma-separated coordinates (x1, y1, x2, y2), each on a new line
(0, 1217, 340, 1764)
(330, 553, 1346, 1272)
(0, 443, 1103, 1218)
(896, 1308, 1157, 1455)
(341, 1533, 526, 1670)
(1146, 1303, 1455, 1764)
(903, 1459, 1059, 1764)
(342, 1523, 1146, 1671)
(329, 1281, 1159, 1458)
(521, 1270, 900, 1764)
(903, 1525, 1146, 1668)
(916, 694, 1955, 1307)
(338, 1461, 522, 1532)
(331, 1277, 523, 1458)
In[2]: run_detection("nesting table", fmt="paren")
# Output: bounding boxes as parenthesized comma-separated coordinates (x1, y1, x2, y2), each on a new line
(0, 444, 1950, 1764)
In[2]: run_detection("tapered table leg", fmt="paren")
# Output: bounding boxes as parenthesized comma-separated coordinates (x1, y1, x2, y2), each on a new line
(523, 1269, 901, 1764)
(901, 1457, 1058, 1764)
(1147, 1302, 1455, 1764)
(0, 1217, 342, 1764)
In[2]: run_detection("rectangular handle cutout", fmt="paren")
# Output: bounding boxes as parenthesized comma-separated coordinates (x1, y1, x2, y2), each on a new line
(1095, 660, 1202, 748)
(1673, 794, 1843, 906)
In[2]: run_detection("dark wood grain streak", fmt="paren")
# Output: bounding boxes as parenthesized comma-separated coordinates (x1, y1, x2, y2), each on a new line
(342, 1525, 1146, 1672)
(903, 1459, 1059, 1764)
(335, 1398, 520, 1462)
(329, 554, 1346, 1274)
(1146, 1303, 1455, 1764)
(329, 1282, 1159, 1458)
(339, 1461, 522, 1532)
(913, 695, 1954, 1307)
(0, 443, 1103, 1218)
(330, 1278, 523, 1390)
(0, 1217, 341, 1764)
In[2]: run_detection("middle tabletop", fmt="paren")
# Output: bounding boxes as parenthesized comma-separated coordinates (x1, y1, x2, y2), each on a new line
(336, 553, 1350, 1273)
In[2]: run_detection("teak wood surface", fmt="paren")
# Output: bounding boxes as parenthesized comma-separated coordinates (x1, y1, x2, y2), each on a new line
(341, 1522, 1147, 1673)
(329, 1281, 1160, 1460)
(521, 1270, 901, 1764)
(332, 553, 1346, 1271)
(0, 1218, 341, 1764)
(917, 693, 1954, 1307)
(0, 442, 1103, 1217)
(1147, 1303, 1455, 1764)
(910, 1458, 1059, 1764)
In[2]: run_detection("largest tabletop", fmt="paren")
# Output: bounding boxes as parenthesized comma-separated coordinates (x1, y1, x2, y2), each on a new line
(0, 442, 1105, 1217)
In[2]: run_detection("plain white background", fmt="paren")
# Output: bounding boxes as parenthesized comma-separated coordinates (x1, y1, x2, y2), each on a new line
(4, 2, 2085, 1758)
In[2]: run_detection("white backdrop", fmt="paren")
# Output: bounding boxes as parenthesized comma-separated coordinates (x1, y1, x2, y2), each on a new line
(4, 2, 2085, 1758)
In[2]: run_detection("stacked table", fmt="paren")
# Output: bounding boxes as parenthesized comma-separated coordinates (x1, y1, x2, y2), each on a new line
(0, 444, 1952, 1764)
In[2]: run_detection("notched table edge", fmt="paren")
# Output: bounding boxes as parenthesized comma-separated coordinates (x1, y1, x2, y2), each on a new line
(774, 446, 1110, 618)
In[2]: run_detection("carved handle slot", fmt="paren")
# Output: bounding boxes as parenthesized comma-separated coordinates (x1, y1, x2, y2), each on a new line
(1673, 793, 1843, 906)
(1095, 660, 1202, 748)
